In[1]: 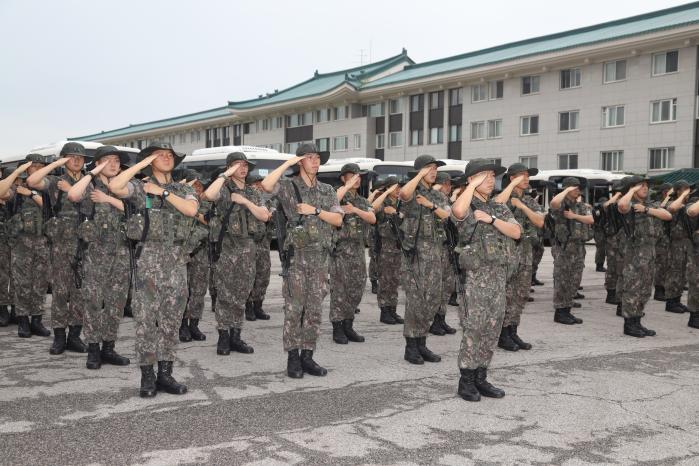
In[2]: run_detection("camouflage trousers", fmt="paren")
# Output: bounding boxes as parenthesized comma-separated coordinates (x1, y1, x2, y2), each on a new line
(458, 263, 507, 370)
(504, 243, 533, 327)
(687, 244, 699, 311)
(552, 241, 585, 309)
(248, 240, 271, 303)
(377, 245, 401, 308)
(82, 242, 130, 344)
(214, 236, 255, 330)
(50, 242, 83, 328)
(653, 235, 670, 290)
(329, 242, 366, 322)
(185, 243, 209, 320)
(438, 245, 456, 317)
(282, 246, 329, 352)
(402, 241, 443, 338)
(11, 234, 49, 317)
(133, 244, 189, 365)
(531, 240, 544, 278)
(368, 246, 378, 283)
(594, 229, 606, 266)
(665, 238, 689, 299)
(0, 241, 12, 306)
(620, 240, 655, 318)
(605, 233, 621, 290)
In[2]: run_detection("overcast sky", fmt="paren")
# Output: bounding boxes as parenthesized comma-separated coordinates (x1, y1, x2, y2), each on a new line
(0, 0, 690, 157)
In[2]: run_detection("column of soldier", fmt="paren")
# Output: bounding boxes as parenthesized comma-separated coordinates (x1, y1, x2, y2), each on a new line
(0, 142, 697, 402)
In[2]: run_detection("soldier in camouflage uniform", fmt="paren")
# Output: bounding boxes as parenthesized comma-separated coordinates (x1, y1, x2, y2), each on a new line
(549, 177, 594, 325)
(593, 197, 608, 273)
(664, 181, 693, 313)
(685, 196, 699, 328)
(66, 146, 132, 369)
(372, 177, 404, 325)
(530, 189, 546, 287)
(245, 173, 273, 322)
(329, 163, 376, 345)
(261, 143, 343, 378)
(204, 152, 270, 356)
(0, 156, 52, 338)
(429, 172, 457, 336)
(109, 142, 198, 398)
(0, 179, 13, 327)
(179, 169, 208, 342)
(28, 142, 89, 354)
(602, 184, 624, 306)
(451, 159, 522, 402)
(653, 183, 673, 301)
(398, 155, 450, 365)
(617, 176, 672, 337)
(495, 164, 544, 352)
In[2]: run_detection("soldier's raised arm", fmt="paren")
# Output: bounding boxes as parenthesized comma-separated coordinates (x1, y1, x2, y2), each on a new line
(399, 166, 430, 201)
(668, 189, 690, 213)
(688, 198, 699, 217)
(550, 186, 575, 210)
(261, 156, 305, 193)
(0, 161, 32, 197)
(26, 157, 70, 191)
(451, 172, 487, 219)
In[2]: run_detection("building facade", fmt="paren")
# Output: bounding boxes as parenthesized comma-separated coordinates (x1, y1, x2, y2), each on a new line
(73, 3, 699, 174)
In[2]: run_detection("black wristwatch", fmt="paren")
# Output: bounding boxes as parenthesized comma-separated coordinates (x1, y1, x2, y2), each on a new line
(314, 207, 321, 216)
(430, 204, 437, 212)
(30, 190, 39, 197)
(162, 190, 170, 199)
(644, 206, 650, 214)
(490, 215, 497, 224)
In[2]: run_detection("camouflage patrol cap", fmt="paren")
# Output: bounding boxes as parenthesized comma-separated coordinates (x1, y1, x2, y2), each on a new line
(435, 172, 451, 185)
(506, 163, 538, 177)
(139, 142, 185, 168)
(296, 143, 330, 165)
(60, 142, 87, 157)
(245, 173, 264, 184)
(464, 158, 506, 178)
(413, 154, 445, 170)
(339, 163, 368, 177)
(225, 151, 256, 169)
(91, 145, 130, 166)
(673, 179, 690, 191)
(657, 182, 673, 192)
(24, 153, 47, 164)
(452, 174, 468, 188)
(561, 177, 581, 188)
(626, 175, 650, 188)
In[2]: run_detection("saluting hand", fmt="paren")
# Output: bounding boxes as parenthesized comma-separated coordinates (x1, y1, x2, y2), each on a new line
(89, 162, 107, 176)
(510, 174, 526, 187)
(344, 174, 360, 187)
(15, 161, 33, 174)
(470, 172, 488, 188)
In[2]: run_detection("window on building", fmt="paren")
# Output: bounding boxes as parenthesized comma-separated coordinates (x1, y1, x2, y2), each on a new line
(471, 121, 486, 140)
(651, 98, 677, 123)
(334, 106, 348, 120)
(410, 129, 423, 146)
(604, 60, 627, 83)
(487, 119, 502, 138)
(179, 133, 186, 144)
(652, 50, 679, 76)
(559, 110, 580, 132)
(429, 91, 443, 109)
(274, 116, 283, 129)
(376, 134, 385, 149)
(286, 114, 300, 128)
(520, 115, 539, 135)
(485, 158, 502, 166)
(353, 134, 361, 150)
(286, 142, 302, 154)
(222, 127, 230, 145)
(303, 112, 313, 125)
(389, 99, 402, 114)
(410, 94, 424, 112)
(449, 88, 463, 106)
(602, 105, 625, 127)
(489, 80, 504, 100)
(558, 153, 578, 169)
(471, 84, 487, 102)
(367, 102, 385, 117)
(316, 138, 329, 152)
(521, 75, 540, 95)
(601, 150, 624, 171)
(649, 147, 674, 169)
(316, 109, 330, 123)
(389, 132, 403, 147)
(333, 136, 348, 151)
(560, 68, 581, 89)
(429, 127, 443, 144)
(449, 124, 462, 142)
(519, 156, 538, 168)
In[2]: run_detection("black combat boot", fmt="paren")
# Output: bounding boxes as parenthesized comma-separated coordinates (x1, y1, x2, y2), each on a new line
(429, 314, 446, 336)
(253, 300, 270, 320)
(379, 307, 397, 325)
(101, 341, 130, 365)
(17, 316, 31, 338)
(390, 306, 404, 324)
(332, 321, 349, 344)
(404, 337, 424, 365)
(474, 367, 505, 398)
(510, 325, 532, 350)
(457, 368, 481, 402)
(343, 319, 365, 343)
(156, 361, 188, 395)
(229, 328, 254, 353)
(188, 319, 206, 341)
(616, 303, 622, 317)
(0, 306, 9, 327)
(531, 275, 544, 286)
(596, 264, 606, 272)
(50, 328, 67, 355)
(665, 297, 688, 314)
(179, 318, 192, 342)
(30, 315, 50, 336)
(653, 286, 666, 302)
(574, 292, 585, 300)
(554, 308, 576, 325)
(245, 301, 256, 321)
(370, 279, 378, 294)
(439, 314, 457, 334)
(527, 296, 535, 302)
(636, 317, 656, 337)
(568, 309, 583, 324)
(139, 365, 157, 398)
(86, 343, 101, 370)
(448, 292, 459, 307)
(216, 329, 231, 355)
(623, 318, 645, 338)
(497, 325, 519, 351)
(417, 336, 441, 362)
(287, 350, 303, 378)
(606, 289, 620, 305)
(571, 301, 582, 308)
(355, 308, 361, 314)
(66, 325, 87, 353)
(688, 312, 699, 329)
(123, 302, 133, 318)
(9, 306, 17, 325)
(300, 349, 327, 376)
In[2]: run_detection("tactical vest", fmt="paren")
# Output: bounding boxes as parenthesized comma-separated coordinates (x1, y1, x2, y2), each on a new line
(550, 199, 589, 244)
(209, 182, 262, 243)
(76, 180, 127, 245)
(377, 198, 401, 241)
(285, 178, 335, 251)
(6, 194, 45, 238)
(509, 194, 538, 243)
(336, 192, 367, 243)
(456, 197, 513, 269)
(626, 201, 660, 244)
(399, 185, 446, 252)
(43, 174, 83, 242)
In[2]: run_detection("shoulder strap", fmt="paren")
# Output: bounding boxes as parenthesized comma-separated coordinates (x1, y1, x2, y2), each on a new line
(290, 179, 304, 224)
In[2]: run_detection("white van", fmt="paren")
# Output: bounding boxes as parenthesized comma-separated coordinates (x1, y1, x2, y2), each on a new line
(529, 169, 627, 209)
(181, 145, 294, 182)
